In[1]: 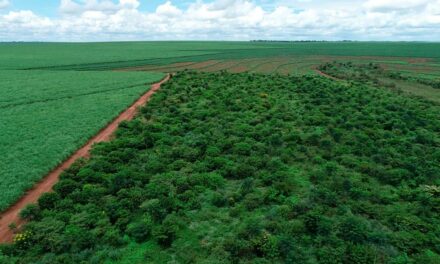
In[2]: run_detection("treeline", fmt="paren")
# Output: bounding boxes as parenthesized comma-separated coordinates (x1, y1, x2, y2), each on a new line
(1, 71, 439, 263)
(250, 40, 338, 43)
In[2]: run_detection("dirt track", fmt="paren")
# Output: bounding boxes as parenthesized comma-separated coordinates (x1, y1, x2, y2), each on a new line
(314, 68, 340, 80)
(0, 74, 170, 243)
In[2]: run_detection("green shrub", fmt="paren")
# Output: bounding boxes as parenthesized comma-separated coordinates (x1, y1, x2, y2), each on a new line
(126, 216, 154, 243)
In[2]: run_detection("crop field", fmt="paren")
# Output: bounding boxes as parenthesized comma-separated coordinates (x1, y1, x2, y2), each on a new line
(0, 70, 164, 210)
(0, 41, 440, 263)
(2, 41, 440, 70)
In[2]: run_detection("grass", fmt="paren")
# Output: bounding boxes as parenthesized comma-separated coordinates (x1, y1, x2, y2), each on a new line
(0, 70, 164, 210)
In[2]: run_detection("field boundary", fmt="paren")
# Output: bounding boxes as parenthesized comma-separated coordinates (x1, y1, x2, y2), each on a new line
(0, 74, 171, 243)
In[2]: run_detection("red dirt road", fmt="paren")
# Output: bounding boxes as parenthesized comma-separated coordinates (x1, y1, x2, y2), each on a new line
(314, 68, 340, 81)
(0, 74, 170, 243)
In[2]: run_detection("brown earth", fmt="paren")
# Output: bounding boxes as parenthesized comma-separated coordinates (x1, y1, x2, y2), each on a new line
(314, 68, 340, 80)
(0, 74, 171, 243)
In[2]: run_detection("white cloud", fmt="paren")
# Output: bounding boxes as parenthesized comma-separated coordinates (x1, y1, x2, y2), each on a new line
(3, 11, 53, 26)
(364, 0, 431, 12)
(0, 0, 439, 41)
(119, 0, 140, 9)
(155, 1, 182, 16)
(0, 0, 9, 9)
(60, 0, 140, 14)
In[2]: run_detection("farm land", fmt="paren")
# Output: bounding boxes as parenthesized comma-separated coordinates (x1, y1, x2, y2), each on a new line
(0, 41, 439, 263)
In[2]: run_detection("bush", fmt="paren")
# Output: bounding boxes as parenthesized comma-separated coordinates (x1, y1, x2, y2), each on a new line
(153, 214, 180, 248)
(126, 215, 153, 243)
(19, 204, 41, 221)
(338, 215, 369, 243)
(254, 232, 280, 258)
(53, 179, 81, 198)
(38, 192, 61, 210)
(211, 192, 228, 207)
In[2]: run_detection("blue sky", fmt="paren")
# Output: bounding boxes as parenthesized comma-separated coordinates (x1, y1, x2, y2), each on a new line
(0, 0, 439, 41)
(4, 0, 184, 15)
(2, 0, 362, 16)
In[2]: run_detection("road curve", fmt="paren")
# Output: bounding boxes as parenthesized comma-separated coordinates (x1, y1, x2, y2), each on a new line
(314, 68, 340, 81)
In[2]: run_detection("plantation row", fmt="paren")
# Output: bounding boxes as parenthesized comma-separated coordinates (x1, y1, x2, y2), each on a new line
(2, 71, 438, 263)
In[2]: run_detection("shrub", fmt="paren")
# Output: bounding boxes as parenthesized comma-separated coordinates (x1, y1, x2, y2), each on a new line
(38, 192, 61, 210)
(153, 214, 180, 248)
(53, 179, 81, 198)
(126, 215, 154, 243)
(211, 191, 228, 207)
(19, 204, 41, 221)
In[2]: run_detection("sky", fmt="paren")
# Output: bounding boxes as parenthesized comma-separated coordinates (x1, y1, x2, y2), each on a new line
(0, 0, 439, 41)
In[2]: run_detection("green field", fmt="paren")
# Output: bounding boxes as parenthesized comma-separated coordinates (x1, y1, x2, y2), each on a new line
(2, 42, 440, 70)
(2, 71, 438, 263)
(0, 70, 164, 210)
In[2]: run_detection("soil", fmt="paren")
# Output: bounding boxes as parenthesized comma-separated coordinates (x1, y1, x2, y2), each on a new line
(0, 74, 170, 243)
(314, 68, 340, 80)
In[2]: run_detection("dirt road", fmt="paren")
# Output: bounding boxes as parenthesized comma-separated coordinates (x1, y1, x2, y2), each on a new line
(313, 67, 340, 81)
(0, 74, 170, 243)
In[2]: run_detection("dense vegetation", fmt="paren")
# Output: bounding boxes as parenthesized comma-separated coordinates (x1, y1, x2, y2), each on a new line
(2, 71, 439, 263)
(0, 70, 164, 210)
